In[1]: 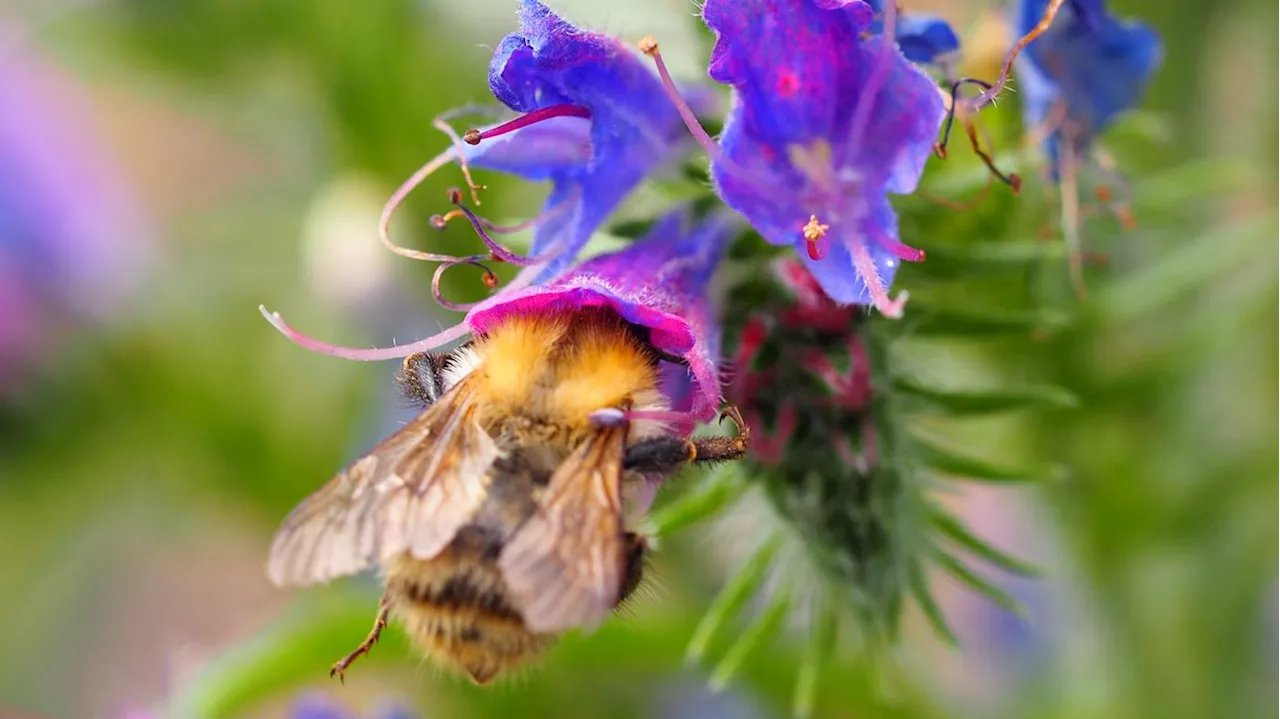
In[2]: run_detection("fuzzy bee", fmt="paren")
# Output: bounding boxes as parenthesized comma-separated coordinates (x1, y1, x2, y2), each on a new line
(267, 307, 749, 683)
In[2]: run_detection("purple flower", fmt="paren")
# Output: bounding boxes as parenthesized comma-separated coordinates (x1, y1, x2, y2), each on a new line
(1014, 0, 1162, 177)
(289, 694, 420, 719)
(0, 25, 151, 392)
(864, 0, 961, 65)
(459, 0, 688, 279)
(467, 210, 737, 424)
(701, 0, 945, 317)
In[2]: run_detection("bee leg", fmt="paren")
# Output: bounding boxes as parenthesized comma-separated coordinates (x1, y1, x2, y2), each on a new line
(690, 404, 751, 464)
(623, 437, 697, 475)
(622, 405, 753, 473)
(330, 594, 391, 683)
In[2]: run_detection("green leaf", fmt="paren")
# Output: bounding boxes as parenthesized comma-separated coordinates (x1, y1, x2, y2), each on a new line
(686, 535, 783, 664)
(914, 241, 1068, 278)
(911, 431, 1051, 482)
(652, 465, 746, 538)
(929, 507, 1042, 577)
(905, 305, 1072, 336)
(932, 550, 1025, 616)
(1093, 211, 1275, 325)
(907, 561, 958, 646)
(708, 591, 793, 692)
(792, 599, 840, 719)
(893, 375, 1080, 414)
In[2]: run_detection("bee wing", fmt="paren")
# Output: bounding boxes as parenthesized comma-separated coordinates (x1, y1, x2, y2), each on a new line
(266, 379, 498, 587)
(498, 425, 628, 634)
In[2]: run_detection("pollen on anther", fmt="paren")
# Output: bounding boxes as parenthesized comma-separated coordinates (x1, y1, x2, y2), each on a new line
(802, 215, 830, 261)
(802, 215, 829, 243)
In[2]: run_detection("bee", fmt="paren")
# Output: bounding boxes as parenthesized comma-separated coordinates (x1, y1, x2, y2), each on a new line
(266, 307, 750, 684)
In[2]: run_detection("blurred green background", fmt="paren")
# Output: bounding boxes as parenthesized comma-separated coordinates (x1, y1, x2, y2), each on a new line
(0, 1, 1275, 718)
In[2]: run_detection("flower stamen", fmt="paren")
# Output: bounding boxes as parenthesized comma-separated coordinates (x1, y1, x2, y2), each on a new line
(462, 104, 592, 145)
(430, 187, 577, 234)
(431, 256, 500, 312)
(639, 35, 783, 197)
(802, 215, 830, 261)
(434, 116, 487, 206)
(935, 79, 1021, 192)
(447, 190, 565, 266)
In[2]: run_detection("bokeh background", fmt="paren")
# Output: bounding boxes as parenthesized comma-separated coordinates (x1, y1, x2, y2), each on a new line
(0, 1, 1275, 718)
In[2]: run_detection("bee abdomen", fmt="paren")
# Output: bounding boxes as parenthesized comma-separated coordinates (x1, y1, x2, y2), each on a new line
(385, 555, 553, 683)
(402, 572, 524, 623)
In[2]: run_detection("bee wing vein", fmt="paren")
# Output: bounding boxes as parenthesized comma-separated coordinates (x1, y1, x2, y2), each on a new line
(266, 380, 496, 587)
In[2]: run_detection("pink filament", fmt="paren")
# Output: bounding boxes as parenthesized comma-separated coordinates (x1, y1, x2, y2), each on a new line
(450, 200, 562, 266)
(876, 234, 927, 262)
(466, 104, 591, 144)
(378, 146, 467, 263)
(259, 305, 471, 361)
(590, 407, 700, 435)
(643, 40, 784, 198)
(431, 257, 496, 313)
(850, 240, 908, 319)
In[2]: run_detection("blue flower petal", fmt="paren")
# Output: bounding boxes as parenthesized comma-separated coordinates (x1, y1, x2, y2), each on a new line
(289, 695, 354, 719)
(800, 200, 903, 305)
(1016, 0, 1162, 170)
(703, 0, 941, 309)
(862, 0, 962, 65)
(473, 0, 684, 271)
(895, 14, 961, 64)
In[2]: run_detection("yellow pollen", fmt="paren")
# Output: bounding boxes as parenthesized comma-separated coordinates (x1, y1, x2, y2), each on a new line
(802, 215, 829, 242)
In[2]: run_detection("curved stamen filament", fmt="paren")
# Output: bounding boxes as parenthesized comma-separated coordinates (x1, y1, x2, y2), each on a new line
(963, 0, 1067, 113)
(377, 105, 517, 265)
(432, 257, 499, 313)
(462, 104, 591, 145)
(434, 116, 487, 206)
(934, 78, 993, 159)
(378, 146, 468, 264)
(431, 190, 573, 235)
(448, 192, 564, 266)
(964, 116, 1022, 191)
(259, 305, 471, 361)
(935, 79, 1021, 192)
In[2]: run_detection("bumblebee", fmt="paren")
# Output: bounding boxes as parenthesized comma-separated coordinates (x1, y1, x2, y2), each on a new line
(267, 307, 749, 683)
